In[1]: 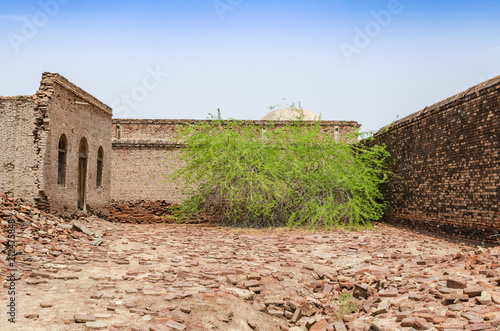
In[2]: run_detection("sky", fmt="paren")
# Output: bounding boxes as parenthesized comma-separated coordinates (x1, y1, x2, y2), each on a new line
(1, 0, 499, 133)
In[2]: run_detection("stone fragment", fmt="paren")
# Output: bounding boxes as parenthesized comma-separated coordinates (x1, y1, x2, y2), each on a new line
(463, 323, 493, 330)
(491, 292, 500, 304)
(72, 220, 103, 238)
(331, 322, 348, 331)
(249, 286, 263, 293)
(379, 290, 398, 297)
(94, 313, 112, 319)
(413, 312, 434, 322)
(400, 317, 433, 330)
(226, 287, 255, 300)
(305, 317, 317, 328)
(353, 283, 371, 299)
(165, 320, 187, 330)
(149, 325, 170, 331)
(462, 311, 483, 321)
(143, 290, 161, 296)
(74, 314, 96, 323)
(247, 319, 257, 329)
(244, 280, 260, 288)
(32, 271, 51, 278)
(447, 278, 468, 289)
(247, 274, 261, 280)
(372, 299, 391, 315)
(476, 291, 492, 305)
(225, 275, 237, 285)
(85, 321, 107, 329)
(396, 311, 412, 321)
(368, 322, 382, 331)
(310, 319, 328, 331)
(291, 308, 302, 324)
(463, 287, 485, 297)
(444, 293, 469, 302)
(267, 305, 284, 317)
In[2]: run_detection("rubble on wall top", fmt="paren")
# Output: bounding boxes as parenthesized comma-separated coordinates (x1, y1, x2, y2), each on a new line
(375, 74, 500, 136)
(0, 95, 36, 100)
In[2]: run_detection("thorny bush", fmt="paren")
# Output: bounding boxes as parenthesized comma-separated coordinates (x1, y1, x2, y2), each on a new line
(173, 111, 391, 228)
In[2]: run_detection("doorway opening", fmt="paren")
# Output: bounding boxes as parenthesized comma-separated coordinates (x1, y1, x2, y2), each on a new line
(78, 138, 88, 210)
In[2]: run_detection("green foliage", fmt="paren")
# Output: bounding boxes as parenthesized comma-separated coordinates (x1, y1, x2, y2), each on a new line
(336, 290, 357, 316)
(173, 112, 391, 228)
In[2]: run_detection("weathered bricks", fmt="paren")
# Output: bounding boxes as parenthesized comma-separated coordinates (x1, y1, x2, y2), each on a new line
(369, 75, 500, 244)
(109, 200, 175, 224)
(110, 119, 360, 205)
(0, 73, 112, 218)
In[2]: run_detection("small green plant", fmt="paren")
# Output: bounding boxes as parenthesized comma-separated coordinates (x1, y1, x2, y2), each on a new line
(337, 290, 357, 316)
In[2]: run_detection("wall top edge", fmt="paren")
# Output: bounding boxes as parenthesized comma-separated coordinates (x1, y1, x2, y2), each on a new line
(374, 74, 500, 137)
(40, 72, 113, 116)
(112, 119, 361, 126)
(0, 95, 35, 100)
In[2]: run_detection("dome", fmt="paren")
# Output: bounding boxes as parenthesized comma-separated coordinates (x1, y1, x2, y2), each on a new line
(261, 108, 320, 121)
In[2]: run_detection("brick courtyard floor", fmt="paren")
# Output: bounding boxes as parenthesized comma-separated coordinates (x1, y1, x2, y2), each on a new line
(1, 206, 499, 330)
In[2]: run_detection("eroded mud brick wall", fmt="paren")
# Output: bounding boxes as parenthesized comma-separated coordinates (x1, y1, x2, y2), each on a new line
(371, 76, 500, 243)
(111, 120, 204, 204)
(39, 73, 113, 217)
(111, 119, 360, 205)
(1, 73, 112, 217)
(0, 96, 45, 202)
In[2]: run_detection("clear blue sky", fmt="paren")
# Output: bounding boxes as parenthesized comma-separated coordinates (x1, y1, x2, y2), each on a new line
(1, 0, 499, 132)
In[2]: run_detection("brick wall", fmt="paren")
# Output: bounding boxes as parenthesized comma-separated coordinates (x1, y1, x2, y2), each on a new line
(0, 96, 44, 203)
(111, 142, 186, 202)
(110, 119, 361, 204)
(109, 200, 175, 223)
(0, 73, 112, 218)
(39, 73, 112, 217)
(370, 76, 500, 244)
(111, 119, 359, 141)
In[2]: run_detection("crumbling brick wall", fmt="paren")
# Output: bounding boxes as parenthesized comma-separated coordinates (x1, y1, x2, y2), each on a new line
(0, 96, 45, 203)
(370, 76, 500, 244)
(0, 73, 112, 218)
(39, 73, 112, 217)
(109, 200, 175, 223)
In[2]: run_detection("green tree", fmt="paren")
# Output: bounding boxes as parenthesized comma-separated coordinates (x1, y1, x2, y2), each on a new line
(173, 112, 391, 228)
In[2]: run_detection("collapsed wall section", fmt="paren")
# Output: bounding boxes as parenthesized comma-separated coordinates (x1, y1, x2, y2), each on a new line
(371, 76, 500, 244)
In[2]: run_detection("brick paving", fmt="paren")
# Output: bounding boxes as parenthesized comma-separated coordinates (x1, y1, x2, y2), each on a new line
(1, 198, 499, 330)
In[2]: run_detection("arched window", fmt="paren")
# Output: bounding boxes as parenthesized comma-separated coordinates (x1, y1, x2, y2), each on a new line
(57, 135, 67, 186)
(96, 147, 103, 188)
